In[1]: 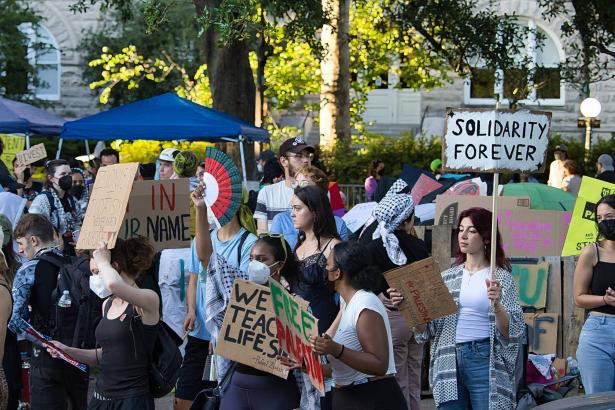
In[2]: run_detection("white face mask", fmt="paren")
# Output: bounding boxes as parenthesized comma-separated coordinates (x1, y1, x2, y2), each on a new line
(89, 275, 112, 299)
(247, 260, 278, 284)
(257, 163, 264, 173)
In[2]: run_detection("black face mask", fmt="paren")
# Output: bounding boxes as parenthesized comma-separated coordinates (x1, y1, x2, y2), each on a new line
(23, 167, 31, 181)
(377, 168, 385, 177)
(58, 175, 73, 191)
(598, 219, 615, 241)
(70, 185, 85, 200)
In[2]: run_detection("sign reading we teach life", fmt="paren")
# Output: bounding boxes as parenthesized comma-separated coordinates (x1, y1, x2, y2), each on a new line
(443, 109, 551, 173)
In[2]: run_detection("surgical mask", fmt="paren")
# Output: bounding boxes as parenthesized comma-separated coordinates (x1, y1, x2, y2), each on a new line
(70, 185, 85, 200)
(257, 163, 264, 173)
(57, 175, 73, 191)
(248, 260, 278, 284)
(598, 219, 615, 241)
(89, 275, 112, 299)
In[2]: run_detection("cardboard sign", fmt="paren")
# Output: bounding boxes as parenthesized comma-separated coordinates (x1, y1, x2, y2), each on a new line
(122, 179, 191, 252)
(268, 279, 324, 395)
(215, 280, 289, 379)
(562, 177, 615, 256)
(0, 134, 25, 168)
(77, 163, 139, 249)
(435, 195, 531, 225)
(383, 257, 457, 327)
(511, 262, 549, 309)
(14, 143, 47, 166)
(342, 202, 377, 233)
(525, 313, 558, 355)
(400, 164, 443, 204)
(443, 108, 551, 173)
(499, 209, 571, 258)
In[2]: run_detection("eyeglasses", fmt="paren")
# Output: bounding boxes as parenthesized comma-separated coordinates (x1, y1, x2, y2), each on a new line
(291, 180, 311, 189)
(286, 153, 314, 161)
(325, 265, 339, 273)
(258, 233, 288, 263)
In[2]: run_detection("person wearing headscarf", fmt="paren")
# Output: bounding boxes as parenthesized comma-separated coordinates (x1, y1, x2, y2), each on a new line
(358, 184, 430, 410)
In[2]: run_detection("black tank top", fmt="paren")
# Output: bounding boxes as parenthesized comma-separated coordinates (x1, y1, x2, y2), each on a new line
(590, 243, 615, 315)
(94, 298, 157, 398)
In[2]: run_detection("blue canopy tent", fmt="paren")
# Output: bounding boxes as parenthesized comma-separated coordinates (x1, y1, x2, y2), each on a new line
(61, 93, 269, 182)
(0, 96, 65, 147)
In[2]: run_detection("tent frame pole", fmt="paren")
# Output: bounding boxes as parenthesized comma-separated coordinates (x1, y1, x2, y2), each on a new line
(239, 136, 247, 185)
(25, 133, 30, 149)
(84, 139, 91, 156)
(56, 138, 63, 159)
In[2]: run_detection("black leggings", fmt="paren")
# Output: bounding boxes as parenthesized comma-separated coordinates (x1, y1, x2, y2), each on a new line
(220, 371, 300, 410)
(332, 377, 408, 410)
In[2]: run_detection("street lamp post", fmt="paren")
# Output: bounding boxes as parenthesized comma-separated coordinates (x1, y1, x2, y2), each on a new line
(579, 97, 602, 161)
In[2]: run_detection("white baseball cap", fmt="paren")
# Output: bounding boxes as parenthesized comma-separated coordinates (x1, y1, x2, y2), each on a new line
(158, 148, 180, 162)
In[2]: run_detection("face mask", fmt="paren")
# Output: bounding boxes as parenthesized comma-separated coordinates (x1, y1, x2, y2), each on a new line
(598, 219, 615, 241)
(248, 260, 278, 284)
(57, 175, 73, 191)
(23, 168, 31, 181)
(257, 163, 264, 173)
(377, 168, 385, 176)
(89, 275, 112, 299)
(70, 185, 85, 200)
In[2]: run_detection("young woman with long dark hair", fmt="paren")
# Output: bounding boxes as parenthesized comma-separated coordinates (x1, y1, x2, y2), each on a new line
(574, 194, 615, 393)
(400, 207, 524, 409)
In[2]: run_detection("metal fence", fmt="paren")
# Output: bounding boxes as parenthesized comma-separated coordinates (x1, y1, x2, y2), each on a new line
(339, 184, 366, 209)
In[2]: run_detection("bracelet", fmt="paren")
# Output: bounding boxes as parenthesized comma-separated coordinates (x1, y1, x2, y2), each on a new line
(334, 344, 345, 359)
(604, 295, 608, 306)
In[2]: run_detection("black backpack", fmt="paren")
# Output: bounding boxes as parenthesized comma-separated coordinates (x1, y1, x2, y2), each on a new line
(38, 254, 103, 349)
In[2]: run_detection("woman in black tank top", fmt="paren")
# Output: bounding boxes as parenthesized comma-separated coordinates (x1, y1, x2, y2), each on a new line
(573, 194, 615, 394)
(47, 238, 159, 409)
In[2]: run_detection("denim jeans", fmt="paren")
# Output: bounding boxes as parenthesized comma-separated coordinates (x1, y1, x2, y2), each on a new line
(576, 314, 615, 394)
(438, 338, 490, 410)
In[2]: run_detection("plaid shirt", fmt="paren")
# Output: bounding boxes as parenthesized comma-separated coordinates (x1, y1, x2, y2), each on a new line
(416, 264, 525, 409)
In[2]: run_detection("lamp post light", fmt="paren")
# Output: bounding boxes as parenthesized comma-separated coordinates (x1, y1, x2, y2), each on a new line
(578, 97, 602, 161)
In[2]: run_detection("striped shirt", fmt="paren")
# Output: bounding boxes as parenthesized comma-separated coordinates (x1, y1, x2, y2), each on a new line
(416, 264, 525, 409)
(254, 181, 293, 230)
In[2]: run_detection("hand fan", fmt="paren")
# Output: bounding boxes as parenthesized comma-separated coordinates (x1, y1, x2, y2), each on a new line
(202, 147, 242, 228)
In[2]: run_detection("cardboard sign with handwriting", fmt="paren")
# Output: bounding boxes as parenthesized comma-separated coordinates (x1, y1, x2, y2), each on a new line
(383, 257, 457, 327)
(0, 134, 25, 168)
(77, 163, 138, 249)
(216, 280, 289, 379)
(14, 143, 47, 167)
(122, 179, 191, 252)
(511, 262, 549, 309)
(525, 313, 558, 355)
(435, 195, 531, 225)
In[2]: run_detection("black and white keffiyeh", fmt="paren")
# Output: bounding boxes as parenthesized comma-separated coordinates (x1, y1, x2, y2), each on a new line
(372, 192, 415, 266)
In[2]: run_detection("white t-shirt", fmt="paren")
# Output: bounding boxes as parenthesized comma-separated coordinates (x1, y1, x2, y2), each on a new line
(547, 160, 566, 188)
(331, 290, 396, 386)
(158, 248, 192, 340)
(455, 267, 491, 343)
(254, 180, 294, 230)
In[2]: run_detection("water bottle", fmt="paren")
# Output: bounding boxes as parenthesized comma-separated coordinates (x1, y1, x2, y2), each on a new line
(58, 290, 72, 308)
(566, 356, 579, 375)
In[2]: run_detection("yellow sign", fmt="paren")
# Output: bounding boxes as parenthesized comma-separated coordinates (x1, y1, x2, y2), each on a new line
(562, 176, 615, 256)
(0, 134, 25, 170)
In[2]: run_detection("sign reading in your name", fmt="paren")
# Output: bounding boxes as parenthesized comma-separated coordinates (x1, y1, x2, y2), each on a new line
(215, 280, 289, 379)
(443, 109, 551, 173)
(77, 163, 138, 249)
(122, 179, 191, 252)
(14, 143, 47, 167)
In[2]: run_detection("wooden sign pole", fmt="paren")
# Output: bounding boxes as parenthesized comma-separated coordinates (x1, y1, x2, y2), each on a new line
(490, 172, 499, 282)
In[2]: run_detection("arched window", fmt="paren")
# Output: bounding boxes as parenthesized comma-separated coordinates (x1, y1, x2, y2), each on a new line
(464, 19, 565, 106)
(20, 24, 61, 100)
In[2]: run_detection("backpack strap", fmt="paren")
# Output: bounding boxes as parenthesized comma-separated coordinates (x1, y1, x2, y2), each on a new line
(237, 230, 251, 267)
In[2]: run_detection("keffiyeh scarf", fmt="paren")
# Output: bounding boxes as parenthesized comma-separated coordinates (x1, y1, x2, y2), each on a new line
(372, 192, 415, 266)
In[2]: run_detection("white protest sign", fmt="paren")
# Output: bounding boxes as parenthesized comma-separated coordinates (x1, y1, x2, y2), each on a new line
(342, 202, 377, 233)
(443, 109, 551, 173)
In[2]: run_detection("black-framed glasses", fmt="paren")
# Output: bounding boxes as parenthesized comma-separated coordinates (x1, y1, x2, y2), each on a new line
(291, 180, 310, 189)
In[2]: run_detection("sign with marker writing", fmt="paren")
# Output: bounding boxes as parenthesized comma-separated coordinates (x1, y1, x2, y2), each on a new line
(268, 278, 324, 395)
(435, 195, 531, 225)
(215, 279, 289, 379)
(14, 143, 47, 167)
(443, 109, 551, 173)
(122, 179, 191, 252)
(0, 134, 25, 168)
(383, 257, 457, 327)
(562, 177, 615, 256)
(511, 263, 550, 309)
(77, 163, 139, 249)
(525, 313, 558, 355)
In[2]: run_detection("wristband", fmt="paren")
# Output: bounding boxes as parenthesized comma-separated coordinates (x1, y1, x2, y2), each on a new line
(334, 344, 345, 359)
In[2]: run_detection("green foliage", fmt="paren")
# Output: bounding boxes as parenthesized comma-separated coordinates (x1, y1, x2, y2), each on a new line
(544, 134, 615, 180)
(109, 139, 213, 164)
(321, 133, 442, 183)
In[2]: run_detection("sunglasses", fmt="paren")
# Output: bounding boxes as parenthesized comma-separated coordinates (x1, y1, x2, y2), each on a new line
(291, 180, 311, 189)
(258, 233, 288, 263)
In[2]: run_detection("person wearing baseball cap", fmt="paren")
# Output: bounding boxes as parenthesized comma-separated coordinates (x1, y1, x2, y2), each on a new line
(254, 137, 314, 233)
(158, 147, 180, 180)
(547, 144, 568, 189)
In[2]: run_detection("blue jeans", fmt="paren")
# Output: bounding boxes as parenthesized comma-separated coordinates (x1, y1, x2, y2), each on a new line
(576, 314, 615, 394)
(438, 338, 490, 410)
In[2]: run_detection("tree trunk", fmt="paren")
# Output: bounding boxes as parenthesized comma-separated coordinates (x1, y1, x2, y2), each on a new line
(319, 0, 351, 150)
(193, 0, 256, 178)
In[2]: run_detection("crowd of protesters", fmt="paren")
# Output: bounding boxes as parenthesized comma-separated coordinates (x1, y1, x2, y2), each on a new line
(0, 135, 614, 410)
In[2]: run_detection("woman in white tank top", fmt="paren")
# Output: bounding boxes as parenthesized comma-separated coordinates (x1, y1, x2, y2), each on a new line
(310, 241, 407, 410)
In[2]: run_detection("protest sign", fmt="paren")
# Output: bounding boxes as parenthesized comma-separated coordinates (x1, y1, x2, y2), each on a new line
(435, 195, 531, 225)
(562, 177, 615, 256)
(216, 280, 289, 379)
(122, 179, 191, 252)
(499, 209, 571, 258)
(525, 313, 559, 355)
(77, 163, 139, 249)
(511, 263, 549, 309)
(0, 134, 25, 167)
(400, 164, 443, 204)
(269, 278, 324, 395)
(342, 202, 377, 233)
(443, 109, 551, 173)
(14, 143, 47, 167)
(383, 257, 457, 327)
